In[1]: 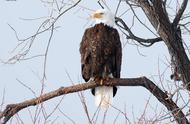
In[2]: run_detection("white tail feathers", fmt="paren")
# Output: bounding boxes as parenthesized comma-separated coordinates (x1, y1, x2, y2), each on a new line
(95, 86, 113, 110)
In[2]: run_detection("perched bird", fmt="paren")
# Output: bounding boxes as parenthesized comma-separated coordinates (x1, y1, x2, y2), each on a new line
(80, 9, 122, 109)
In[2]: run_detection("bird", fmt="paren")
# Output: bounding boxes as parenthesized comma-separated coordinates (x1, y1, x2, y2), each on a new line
(79, 9, 122, 109)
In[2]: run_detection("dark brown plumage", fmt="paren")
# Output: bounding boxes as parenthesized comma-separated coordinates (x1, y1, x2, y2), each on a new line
(80, 23, 122, 96)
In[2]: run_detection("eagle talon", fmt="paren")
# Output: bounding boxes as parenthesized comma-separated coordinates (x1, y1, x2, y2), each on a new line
(94, 77, 102, 85)
(100, 79, 103, 85)
(104, 77, 111, 86)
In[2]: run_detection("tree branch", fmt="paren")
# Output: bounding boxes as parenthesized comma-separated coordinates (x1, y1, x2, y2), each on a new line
(173, 0, 188, 27)
(115, 17, 162, 47)
(0, 77, 188, 123)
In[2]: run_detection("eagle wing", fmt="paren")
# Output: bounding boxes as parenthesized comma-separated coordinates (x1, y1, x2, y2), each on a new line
(80, 28, 92, 82)
(112, 28, 122, 78)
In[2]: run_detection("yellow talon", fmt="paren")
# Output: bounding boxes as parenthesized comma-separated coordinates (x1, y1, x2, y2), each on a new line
(100, 79, 103, 85)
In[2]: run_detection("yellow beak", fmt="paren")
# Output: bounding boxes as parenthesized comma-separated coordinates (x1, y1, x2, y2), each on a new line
(91, 13, 103, 19)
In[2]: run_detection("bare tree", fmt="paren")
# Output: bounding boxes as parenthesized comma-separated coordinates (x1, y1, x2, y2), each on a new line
(0, 0, 190, 123)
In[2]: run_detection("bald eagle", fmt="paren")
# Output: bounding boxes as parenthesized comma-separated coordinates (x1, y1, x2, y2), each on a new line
(80, 9, 122, 109)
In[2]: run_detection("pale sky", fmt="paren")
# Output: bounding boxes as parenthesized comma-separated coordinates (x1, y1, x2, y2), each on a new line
(0, 0, 189, 123)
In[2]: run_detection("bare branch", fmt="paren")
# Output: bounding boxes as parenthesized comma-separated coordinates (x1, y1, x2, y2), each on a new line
(97, 1, 104, 9)
(78, 92, 92, 124)
(173, 0, 188, 27)
(125, 0, 158, 37)
(16, 79, 37, 97)
(5, 0, 81, 70)
(115, 0, 122, 16)
(115, 17, 162, 47)
(55, 0, 81, 22)
(0, 77, 188, 124)
(0, 88, 5, 112)
(42, 23, 54, 80)
(58, 108, 76, 124)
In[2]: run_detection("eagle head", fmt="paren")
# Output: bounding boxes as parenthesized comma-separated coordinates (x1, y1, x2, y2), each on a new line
(91, 9, 115, 27)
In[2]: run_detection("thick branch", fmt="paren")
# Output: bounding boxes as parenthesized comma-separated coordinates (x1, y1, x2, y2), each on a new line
(0, 77, 188, 124)
(173, 0, 188, 27)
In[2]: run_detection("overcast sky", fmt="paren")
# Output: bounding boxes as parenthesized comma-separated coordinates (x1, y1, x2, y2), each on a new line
(0, 0, 189, 123)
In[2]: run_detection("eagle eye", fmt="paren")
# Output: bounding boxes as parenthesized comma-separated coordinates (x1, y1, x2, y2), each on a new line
(99, 12, 104, 15)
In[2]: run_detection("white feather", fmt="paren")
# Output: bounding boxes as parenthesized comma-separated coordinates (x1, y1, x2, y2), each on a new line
(95, 86, 113, 110)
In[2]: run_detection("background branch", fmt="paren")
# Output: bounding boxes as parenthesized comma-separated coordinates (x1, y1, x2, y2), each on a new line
(0, 77, 188, 124)
(115, 17, 162, 47)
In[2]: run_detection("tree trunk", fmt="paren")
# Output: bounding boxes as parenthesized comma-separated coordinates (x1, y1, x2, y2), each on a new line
(138, 0, 190, 90)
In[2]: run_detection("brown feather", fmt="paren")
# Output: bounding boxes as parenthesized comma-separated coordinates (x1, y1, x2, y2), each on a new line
(80, 23, 122, 95)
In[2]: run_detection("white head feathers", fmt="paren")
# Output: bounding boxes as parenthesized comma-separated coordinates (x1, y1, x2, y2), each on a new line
(91, 9, 115, 27)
